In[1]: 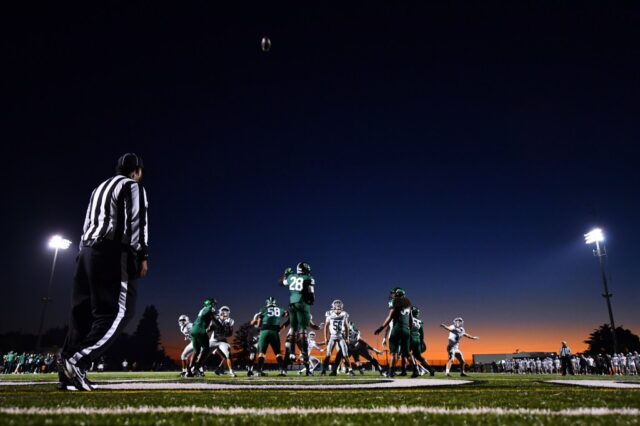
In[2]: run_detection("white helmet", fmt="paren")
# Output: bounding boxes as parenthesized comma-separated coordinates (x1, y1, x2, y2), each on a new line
(453, 317, 464, 326)
(219, 306, 231, 318)
(178, 314, 189, 324)
(332, 299, 344, 312)
(309, 331, 316, 339)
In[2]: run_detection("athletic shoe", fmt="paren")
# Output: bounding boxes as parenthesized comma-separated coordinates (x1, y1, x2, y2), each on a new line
(359, 368, 365, 375)
(229, 372, 237, 378)
(430, 369, 435, 377)
(460, 372, 468, 377)
(446, 373, 451, 377)
(61, 358, 93, 391)
(411, 371, 420, 378)
(257, 371, 266, 377)
(247, 370, 254, 377)
(347, 369, 355, 376)
(398, 371, 407, 376)
(320, 370, 326, 376)
(278, 371, 287, 377)
(329, 370, 337, 376)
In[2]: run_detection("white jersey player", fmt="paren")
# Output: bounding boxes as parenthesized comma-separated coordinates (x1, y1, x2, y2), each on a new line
(178, 315, 194, 376)
(440, 317, 479, 377)
(298, 331, 324, 375)
(208, 306, 236, 377)
(321, 300, 355, 376)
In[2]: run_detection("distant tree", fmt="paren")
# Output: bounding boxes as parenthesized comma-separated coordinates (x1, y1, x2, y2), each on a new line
(584, 324, 640, 355)
(132, 305, 162, 369)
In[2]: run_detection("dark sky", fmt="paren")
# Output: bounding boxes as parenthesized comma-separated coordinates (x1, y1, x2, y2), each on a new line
(2, 1, 638, 358)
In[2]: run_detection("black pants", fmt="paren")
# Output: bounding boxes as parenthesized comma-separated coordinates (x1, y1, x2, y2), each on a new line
(561, 356, 574, 375)
(61, 241, 138, 369)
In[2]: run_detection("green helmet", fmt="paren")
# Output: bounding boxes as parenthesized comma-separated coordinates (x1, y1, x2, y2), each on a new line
(411, 306, 420, 317)
(203, 298, 216, 307)
(265, 296, 277, 307)
(296, 262, 311, 274)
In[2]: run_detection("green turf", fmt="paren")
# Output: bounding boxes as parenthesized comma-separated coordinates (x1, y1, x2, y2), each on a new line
(0, 372, 638, 425)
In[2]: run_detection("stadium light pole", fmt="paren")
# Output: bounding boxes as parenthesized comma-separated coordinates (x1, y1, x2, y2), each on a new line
(36, 235, 72, 351)
(584, 228, 617, 354)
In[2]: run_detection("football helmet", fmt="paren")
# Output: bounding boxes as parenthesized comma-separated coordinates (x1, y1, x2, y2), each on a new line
(331, 299, 344, 312)
(394, 288, 406, 298)
(411, 307, 420, 318)
(453, 317, 464, 326)
(296, 262, 311, 274)
(219, 306, 231, 318)
(203, 298, 216, 307)
(265, 296, 277, 307)
(178, 314, 189, 324)
(309, 331, 316, 339)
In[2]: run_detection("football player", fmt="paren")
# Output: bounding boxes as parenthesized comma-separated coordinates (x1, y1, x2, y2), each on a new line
(375, 288, 414, 377)
(410, 307, 435, 377)
(334, 320, 385, 376)
(188, 298, 216, 377)
(208, 306, 236, 377)
(321, 300, 355, 376)
(178, 314, 193, 377)
(440, 317, 479, 377)
(280, 262, 315, 374)
(250, 297, 285, 376)
(298, 331, 325, 375)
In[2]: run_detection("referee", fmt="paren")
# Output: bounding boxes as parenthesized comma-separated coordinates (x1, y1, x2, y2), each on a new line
(58, 153, 149, 391)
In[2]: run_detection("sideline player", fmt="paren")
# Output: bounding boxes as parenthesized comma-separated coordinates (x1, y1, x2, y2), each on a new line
(188, 298, 216, 376)
(440, 317, 479, 377)
(178, 315, 193, 377)
(375, 288, 414, 377)
(280, 262, 315, 375)
(410, 307, 435, 377)
(250, 297, 285, 376)
(321, 300, 355, 376)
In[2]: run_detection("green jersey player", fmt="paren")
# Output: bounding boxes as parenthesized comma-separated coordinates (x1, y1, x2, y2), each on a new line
(188, 298, 216, 376)
(250, 297, 285, 376)
(410, 307, 434, 377)
(280, 262, 315, 374)
(375, 288, 415, 377)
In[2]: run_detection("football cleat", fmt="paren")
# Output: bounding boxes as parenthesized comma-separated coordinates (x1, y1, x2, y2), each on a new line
(61, 358, 93, 391)
(296, 262, 311, 274)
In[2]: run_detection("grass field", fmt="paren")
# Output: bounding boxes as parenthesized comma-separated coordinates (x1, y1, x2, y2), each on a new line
(0, 372, 638, 425)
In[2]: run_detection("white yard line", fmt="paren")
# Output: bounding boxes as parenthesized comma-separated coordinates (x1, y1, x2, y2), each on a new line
(0, 406, 638, 416)
(0, 378, 472, 390)
(547, 380, 640, 389)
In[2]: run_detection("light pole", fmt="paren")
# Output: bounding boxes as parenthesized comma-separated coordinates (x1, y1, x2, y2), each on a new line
(584, 228, 617, 354)
(36, 235, 71, 351)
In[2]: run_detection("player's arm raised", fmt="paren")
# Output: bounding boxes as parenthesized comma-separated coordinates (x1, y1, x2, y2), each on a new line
(440, 323, 453, 332)
(279, 267, 293, 286)
(464, 332, 479, 340)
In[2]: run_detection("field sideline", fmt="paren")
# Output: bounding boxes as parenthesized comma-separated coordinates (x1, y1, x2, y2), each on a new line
(0, 372, 639, 425)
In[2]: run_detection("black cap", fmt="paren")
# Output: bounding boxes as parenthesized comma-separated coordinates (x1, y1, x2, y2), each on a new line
(117, 153, 144, 170)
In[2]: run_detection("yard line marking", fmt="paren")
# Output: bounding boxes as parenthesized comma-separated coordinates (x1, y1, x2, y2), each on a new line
(0, 378, 473, 390)
(547, 380, 640, 389)
(0, 406, 638, 416)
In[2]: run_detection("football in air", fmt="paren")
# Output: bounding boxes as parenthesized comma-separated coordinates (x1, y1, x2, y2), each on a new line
(260, 36, 271, 52)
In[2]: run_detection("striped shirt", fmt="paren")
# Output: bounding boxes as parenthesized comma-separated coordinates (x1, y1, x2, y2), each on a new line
(81, 175, 149, 259)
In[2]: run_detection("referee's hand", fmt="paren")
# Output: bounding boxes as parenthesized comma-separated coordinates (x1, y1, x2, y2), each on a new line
(139, 260, 149, 278)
